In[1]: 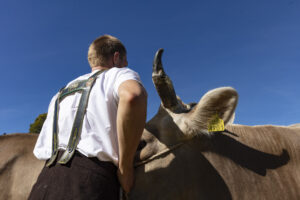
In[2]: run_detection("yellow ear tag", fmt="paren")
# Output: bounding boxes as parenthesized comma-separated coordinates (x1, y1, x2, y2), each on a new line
(208, 114, 225, 132)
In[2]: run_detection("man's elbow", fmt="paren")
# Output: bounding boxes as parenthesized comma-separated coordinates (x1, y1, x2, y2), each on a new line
(126, 90, 147, 105)
(120, 88, 147, 105)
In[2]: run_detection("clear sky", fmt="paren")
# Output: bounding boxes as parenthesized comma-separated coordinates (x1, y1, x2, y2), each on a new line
(1, 0, 299, 134)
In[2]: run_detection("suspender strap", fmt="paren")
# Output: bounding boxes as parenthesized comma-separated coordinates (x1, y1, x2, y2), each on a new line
(46, 87, 65, 167)
(46, 70, 105, 167)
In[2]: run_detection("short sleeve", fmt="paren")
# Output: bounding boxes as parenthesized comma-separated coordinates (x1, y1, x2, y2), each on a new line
(112, 68, 142, 99)
(33, 93, 58, 159)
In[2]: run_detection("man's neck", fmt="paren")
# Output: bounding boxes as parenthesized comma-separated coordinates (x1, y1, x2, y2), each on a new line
(91, 66, 113, 72)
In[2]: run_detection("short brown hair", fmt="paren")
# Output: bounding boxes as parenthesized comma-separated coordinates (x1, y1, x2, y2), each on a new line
(87, 35, 127, 68)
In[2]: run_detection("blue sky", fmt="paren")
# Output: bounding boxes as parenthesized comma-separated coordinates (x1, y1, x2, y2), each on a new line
(1, 0, 299, 134)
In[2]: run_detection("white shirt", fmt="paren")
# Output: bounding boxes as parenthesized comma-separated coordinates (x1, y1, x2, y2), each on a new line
(33, 67, 142, 166)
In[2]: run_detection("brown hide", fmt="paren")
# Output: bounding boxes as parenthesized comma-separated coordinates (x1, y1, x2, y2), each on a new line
(0, 134, 44, 200)
(130, 124, 300, 200)
(131, 48, 300, 199)
(1, 124, 299, 200)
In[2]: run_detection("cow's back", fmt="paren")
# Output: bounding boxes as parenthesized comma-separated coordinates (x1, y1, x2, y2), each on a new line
(202, 124, 300, 200)
(131, 124, 300, 200)
(0, 133, 44, 200)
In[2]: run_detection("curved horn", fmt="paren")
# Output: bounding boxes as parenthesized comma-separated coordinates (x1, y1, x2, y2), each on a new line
(152, 49, 178, 111)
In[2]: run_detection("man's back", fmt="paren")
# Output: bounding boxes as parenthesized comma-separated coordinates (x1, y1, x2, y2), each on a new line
(29, 34, 147, 199)
(34, 67, 142, 166)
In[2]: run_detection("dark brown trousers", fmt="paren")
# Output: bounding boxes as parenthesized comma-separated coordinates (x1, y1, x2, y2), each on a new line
(28, 151, 120, 200)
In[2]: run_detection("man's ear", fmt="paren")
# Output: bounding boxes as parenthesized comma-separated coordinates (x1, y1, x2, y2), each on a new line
(113, 51, 120, 66)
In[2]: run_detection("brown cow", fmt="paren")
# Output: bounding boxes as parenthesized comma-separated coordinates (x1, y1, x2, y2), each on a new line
(129, 49, 300, 199)
(0, 133, 43, 200)
(131, 123, 300, 199)
(1, 49, 299, 199)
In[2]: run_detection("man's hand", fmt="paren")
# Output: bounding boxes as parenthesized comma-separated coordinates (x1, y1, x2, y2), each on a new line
(117, 79, 147, 194)
(117, 166, 134, 194)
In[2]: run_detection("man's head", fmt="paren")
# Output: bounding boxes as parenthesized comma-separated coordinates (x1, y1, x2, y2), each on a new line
(88, 35, 127, 69)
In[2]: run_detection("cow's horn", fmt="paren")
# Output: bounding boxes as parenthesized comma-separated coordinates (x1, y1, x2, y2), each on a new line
(152, 49, 179, 111)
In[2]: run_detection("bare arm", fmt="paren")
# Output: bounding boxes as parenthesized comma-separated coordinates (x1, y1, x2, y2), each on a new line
(117, 80, 147, 194)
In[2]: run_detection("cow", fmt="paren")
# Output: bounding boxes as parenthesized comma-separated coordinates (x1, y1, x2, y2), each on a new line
(128, 49, 300, 199)
(1, 49, 300, 200)
(0, 133, 43, 200)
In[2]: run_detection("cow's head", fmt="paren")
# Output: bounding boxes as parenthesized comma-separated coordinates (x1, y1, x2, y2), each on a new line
(136, 49, 238, 166)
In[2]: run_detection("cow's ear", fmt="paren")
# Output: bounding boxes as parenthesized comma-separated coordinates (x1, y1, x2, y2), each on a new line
(189, 87, 238, 131)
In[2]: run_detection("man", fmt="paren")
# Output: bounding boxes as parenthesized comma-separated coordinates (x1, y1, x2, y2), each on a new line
(29, 35, 147, 199)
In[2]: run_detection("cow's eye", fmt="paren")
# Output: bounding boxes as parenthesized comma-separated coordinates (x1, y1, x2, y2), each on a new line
(137, 140, 147, 151)
(189, 102, 197, 110)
